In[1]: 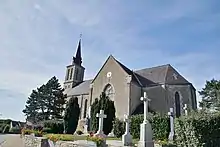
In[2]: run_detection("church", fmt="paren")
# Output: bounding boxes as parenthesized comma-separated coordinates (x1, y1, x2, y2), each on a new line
(64, 39, 197, 122)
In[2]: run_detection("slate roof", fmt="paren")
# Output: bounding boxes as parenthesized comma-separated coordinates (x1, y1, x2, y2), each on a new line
(65, 79, 92, 96)
(66, 56, 191, 96)
(134, 64, 190, 85)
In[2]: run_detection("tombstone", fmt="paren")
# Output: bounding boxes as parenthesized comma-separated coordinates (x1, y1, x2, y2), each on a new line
(95, 110, 107, 137)
(138, 92, 154, 147)
(168, 108, 175, 141)
(84, 116, 89, 134)
(183, 104, 188, 116)
(122, 114, 132, 146)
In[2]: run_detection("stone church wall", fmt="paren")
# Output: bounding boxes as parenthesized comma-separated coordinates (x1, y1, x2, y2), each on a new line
(130, 82, 142, 115)
(143, 86, 167, 114)
(166, 84, 196, 114)
(91, 57, 130, 119)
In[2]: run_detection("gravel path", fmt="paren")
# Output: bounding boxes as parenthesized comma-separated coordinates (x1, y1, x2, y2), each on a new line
(0, 134, 24, 147)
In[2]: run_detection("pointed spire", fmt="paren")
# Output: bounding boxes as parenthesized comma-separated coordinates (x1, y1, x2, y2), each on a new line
(73, 34, 82, 66)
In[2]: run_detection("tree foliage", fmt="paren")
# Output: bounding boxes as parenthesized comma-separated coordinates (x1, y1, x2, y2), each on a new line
(23, 76, 67, 123)
(199, 79, 220, 111)
(63, 97, 80, 134)
(91, 92, 116, 135)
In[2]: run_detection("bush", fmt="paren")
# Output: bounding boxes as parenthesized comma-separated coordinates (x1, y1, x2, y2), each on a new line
(42, 127, 53, 133)
(43, 120, 64, 134)
(130, 113, 169, 140)
(91, 92, 116, 135)
(76, 130, 83, 135)
(175, 111, 220, 146)
(9, 127, 21, 134)
(87, 136, 105, 147)
(113, 118, 125, 138)
(3, 125, 10, 134)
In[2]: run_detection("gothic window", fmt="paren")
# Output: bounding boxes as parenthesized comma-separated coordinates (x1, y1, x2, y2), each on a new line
(104, 84, 114, 100)
(69, 68, 73, 80)
(83, 99, 88, 118)
(175, 92, 181, 118)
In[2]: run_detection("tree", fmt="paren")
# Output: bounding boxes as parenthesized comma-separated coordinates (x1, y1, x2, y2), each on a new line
(23, 76, 67, 122)
(91, 92, 116, 135)
(63, 97, 80, 134)
(199, 79, 220, 111)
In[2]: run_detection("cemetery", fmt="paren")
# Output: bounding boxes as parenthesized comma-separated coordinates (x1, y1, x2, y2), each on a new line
(17, 91, 220, 147)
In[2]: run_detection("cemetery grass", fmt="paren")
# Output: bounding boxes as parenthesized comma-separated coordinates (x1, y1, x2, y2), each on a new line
(43, 134, 139, 143)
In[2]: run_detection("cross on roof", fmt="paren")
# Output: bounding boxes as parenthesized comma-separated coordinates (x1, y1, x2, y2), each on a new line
(96, 110, 107, 119)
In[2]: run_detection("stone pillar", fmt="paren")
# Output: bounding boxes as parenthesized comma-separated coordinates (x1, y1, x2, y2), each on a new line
(138, 92, 154, 147)
(122, 114, 132, 146)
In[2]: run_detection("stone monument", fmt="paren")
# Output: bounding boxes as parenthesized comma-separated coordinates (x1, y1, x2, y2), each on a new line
(168, 108, 175, 141)
(95, 110, 107, 137)
(122, 114, 132, 146)
(183, 104, 188, 116)
(138, 92, 154, 147)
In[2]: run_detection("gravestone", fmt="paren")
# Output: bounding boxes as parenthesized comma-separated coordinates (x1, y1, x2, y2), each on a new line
(84, 116, 89, 134)
(138, 92, 154, 147)
(122, 114, 132, 146)
(183, 104, 188, 116)
(168, 108, 175, 141)
(95, 110, 107, 137)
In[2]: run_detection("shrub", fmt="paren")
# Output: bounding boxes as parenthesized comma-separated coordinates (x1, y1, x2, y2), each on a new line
(91, 92, 116, 135)
(87, 136, 105, 147)
(43, 120, 64, 134)
(175, 111, 220, 146)
(113, 118, 125, 138)
(63, 97, 80, 134)
(130, 113, 169, 140)
(3, 125, 10, 134)
(9, 127, 21, 134)
(42, 127, 53, 133)
(76, 130, 83, 135)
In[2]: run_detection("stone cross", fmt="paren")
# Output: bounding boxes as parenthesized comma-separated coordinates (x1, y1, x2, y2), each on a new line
(140, 92, 151, 122)
(168, 108, 175, 141)
(124, 115, 131, 134)
(138, 92, 154, 147)
(122, 114, 132, 146)
(96, 110, 107, 135)
(183, 104, 188, 116)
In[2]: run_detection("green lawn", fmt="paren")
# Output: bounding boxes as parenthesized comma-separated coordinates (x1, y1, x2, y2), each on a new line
(43, 134, 139, 144)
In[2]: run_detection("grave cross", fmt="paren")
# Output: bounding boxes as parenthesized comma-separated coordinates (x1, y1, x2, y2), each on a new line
(96, 110, 107, 134)
(183, 104, 188, 116)
(168, 108, 175, 141)
(124, 114, 131, 134)
(140, 92, 151, 122)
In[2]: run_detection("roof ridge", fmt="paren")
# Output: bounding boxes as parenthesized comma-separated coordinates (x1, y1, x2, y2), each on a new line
(135, 64, 170, 72)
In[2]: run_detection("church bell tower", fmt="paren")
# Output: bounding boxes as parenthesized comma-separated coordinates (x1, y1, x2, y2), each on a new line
(64, 38, 85, 89)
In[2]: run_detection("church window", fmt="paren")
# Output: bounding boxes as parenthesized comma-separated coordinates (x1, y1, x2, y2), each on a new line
(83, 99, 88, 118)
(66, 69, 70, 80)
(69, 68, 73, 80)
(175, 92, 181, 118)
(104, 84, 114, 100)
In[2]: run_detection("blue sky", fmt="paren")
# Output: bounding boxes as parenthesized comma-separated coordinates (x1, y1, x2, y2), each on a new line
(0, 0, 220, 121)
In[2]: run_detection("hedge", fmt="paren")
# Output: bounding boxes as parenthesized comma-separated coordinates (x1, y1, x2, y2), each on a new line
(43, 120, 64, 134)
(113, 113, 169, 140)
(175, 111, 220, 147)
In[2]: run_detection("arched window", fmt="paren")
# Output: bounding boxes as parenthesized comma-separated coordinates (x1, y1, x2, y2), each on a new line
(83, 99, 88, 118)
(104, 84, 114, 100)
(175, 92, 181, 118)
